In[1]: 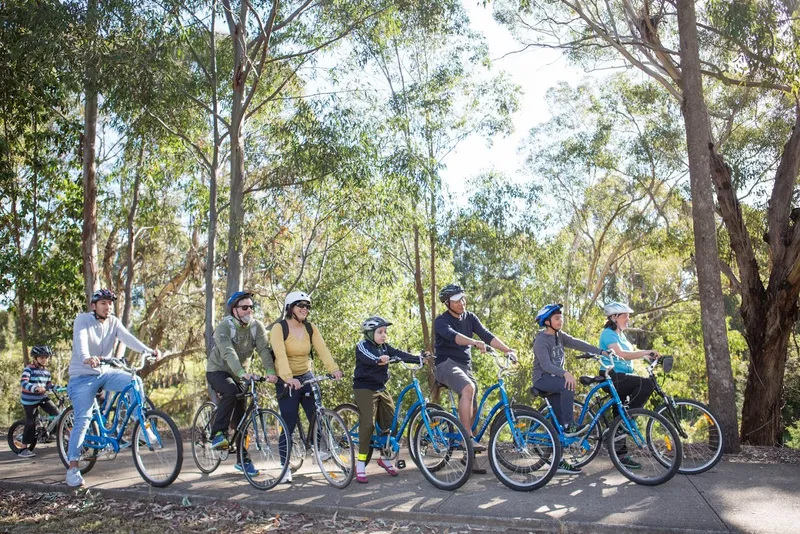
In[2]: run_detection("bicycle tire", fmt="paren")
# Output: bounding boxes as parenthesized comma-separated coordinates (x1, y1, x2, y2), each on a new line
(655, 398, 723, 475)
(538, 401, 604, 468)
(407, 402, 444, 468)
(607, 408, 682, 486)
(131, 409, 183, 487)
(488, 407, 560, 491)
(191, 401, 221, 473)
(56, 406, 100, 473)
(413, 409, 473, 491)
(289, 428, 306, 471)
(312, 408, 354, 489)
(7, 420, 34, 454)
(239, 408, 290, 491)
(334, 403, 373, 464)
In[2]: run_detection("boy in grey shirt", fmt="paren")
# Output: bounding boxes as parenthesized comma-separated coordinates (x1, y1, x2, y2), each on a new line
(533, 304, 612, 474)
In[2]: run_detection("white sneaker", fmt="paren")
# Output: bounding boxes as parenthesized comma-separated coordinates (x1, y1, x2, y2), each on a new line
(66, 467, 85, 487)
(316, 450, 332, 462)
(280, 470, 293, 484)
(18, 449, 36, 459)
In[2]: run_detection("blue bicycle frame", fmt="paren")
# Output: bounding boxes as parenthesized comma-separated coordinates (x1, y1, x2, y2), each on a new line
(82, 365, 159, 454)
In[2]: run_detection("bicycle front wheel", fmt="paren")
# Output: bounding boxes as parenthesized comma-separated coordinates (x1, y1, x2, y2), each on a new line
(131, 409, 183, 487)
(488, 407, 560, 491)
(240, 409, 290, 491)
(7, 419, 33, 454)
(655, 398, 723, 475)
(607, 408, 682, 486)
(407, 402, 444, 468)
(334, 403, 372, 464)
(413, 409, 473, 491)
(312, 408, 354, 489)
(56, 406, 99, 473)
(191, 402, 221, 473)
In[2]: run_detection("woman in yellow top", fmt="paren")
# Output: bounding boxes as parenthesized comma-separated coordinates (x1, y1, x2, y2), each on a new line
(271, 290, 342, 483)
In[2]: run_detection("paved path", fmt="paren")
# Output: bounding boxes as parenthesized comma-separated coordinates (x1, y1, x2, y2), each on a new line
(1, 443, 798, 533)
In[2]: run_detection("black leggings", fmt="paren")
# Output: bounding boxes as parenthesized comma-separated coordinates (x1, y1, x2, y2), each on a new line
(610, 372, 655, 455)
(276, 372, 316, 464)
(23, 399, 59, 445)
(206, 372, 246, 436)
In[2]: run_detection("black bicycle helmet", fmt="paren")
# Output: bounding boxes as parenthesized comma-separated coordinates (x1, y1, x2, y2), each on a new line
(31, 345, 53, 358)
(91, 288, 117, 303)
(438, 283, 466, 303)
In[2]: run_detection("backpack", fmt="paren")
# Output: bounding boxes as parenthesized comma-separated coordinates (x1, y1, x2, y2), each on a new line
(208, 316, 257, 354)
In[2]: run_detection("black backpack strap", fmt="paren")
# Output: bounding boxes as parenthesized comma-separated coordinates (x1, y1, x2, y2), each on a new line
(280, 319, 289, 341)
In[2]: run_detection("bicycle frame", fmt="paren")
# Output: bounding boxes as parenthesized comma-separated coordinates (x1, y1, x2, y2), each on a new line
(371, 361, 429, 453)
(81, 356, 159, 454)
(547, 354, 647, 450)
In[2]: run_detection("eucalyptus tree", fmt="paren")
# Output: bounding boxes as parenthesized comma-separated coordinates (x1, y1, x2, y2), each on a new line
(496, 0, 800, 446)
(346, 0, 520, 350)
(0, 0, 84, 359)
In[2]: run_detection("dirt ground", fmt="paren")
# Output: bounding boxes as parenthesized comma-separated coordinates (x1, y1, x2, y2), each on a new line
(0, 488, 495, 534)
(723, 444, 800, 464)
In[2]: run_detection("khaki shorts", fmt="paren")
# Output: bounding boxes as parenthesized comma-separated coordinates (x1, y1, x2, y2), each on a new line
(434, 359, 479, 411)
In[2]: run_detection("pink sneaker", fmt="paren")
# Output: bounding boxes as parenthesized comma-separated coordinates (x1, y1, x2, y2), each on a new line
(356, 471, 368, 483)
(377, 459, 399, 476)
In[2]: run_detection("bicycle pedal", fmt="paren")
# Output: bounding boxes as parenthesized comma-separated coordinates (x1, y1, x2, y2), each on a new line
(396, 459, 406, 469)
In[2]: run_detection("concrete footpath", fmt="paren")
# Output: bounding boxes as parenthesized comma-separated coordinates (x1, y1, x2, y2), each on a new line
(1, 443, 798, 534)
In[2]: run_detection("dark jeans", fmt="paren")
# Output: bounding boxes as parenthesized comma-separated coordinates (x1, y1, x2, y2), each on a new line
(23, 399, 59, 445)
(276, 372, 316, 464)
(534, 374, 575, 427)
(206, 372, 246, 436)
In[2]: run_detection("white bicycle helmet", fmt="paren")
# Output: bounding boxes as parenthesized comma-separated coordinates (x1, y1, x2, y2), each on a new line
(603, 301, 633, 316)
(285, 291, 311, 310)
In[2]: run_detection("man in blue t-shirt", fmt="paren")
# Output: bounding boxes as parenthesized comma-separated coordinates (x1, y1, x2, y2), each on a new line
(433, 283, 515, 464)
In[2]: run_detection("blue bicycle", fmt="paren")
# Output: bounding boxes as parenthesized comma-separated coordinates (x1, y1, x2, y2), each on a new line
(335, 355, 475, 491)
(434, 349, 561, 491)
(57, 352, 183, 487)
(535, 352, 683, 485)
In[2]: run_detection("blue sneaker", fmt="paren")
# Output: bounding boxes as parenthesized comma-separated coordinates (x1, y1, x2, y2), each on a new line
(234, 460, 259, 476)
(211, 432, 229, 450)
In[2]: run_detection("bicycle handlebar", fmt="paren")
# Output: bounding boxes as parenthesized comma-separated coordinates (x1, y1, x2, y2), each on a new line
(100, 350, 156, 372)
(387, 351, 427, 371)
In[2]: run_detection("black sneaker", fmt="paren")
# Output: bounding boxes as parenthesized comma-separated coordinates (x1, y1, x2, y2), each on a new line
(619, 455, 642, 470)
(460, 455, 488, 474)
(556, 460, 582, 475)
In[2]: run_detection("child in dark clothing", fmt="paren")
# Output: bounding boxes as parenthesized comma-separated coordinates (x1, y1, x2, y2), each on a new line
(352, 316, 421, 483)
(19, 346, 59, 458)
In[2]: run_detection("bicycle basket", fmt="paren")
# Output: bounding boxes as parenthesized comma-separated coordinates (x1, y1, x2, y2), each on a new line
(661, 356, 674, 373)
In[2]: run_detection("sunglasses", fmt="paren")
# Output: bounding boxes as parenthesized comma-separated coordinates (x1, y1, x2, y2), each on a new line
(294, 302, 312, 310)
(237, 305, 255, 311)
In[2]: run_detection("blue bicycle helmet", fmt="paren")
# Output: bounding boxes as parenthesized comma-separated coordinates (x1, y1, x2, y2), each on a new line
(226, 291, 253, 312)
(535, 303, 563, 327)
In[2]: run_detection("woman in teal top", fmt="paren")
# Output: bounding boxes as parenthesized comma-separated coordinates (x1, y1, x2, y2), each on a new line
(599, 302, 659, 468)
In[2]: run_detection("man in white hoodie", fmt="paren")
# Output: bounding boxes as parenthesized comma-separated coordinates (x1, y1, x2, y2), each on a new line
(65, 288, 159, 487)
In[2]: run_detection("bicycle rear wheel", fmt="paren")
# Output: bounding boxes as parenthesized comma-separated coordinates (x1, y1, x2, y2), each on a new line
(289, 429, 306, 471)
(131, 409, 183, 487)
(655, 398, 723, 475)
(191, 401, 221, 473)
(488, 407, 561, 491)
(7, 419, 33, 454)
(56, 406, 100, 473)
(413, 410, 473, 491)
(312, 408, 354, 489)
(538, 401, 603, 468)
(607, 408, 682, 486)
(240, 409, 290, 490)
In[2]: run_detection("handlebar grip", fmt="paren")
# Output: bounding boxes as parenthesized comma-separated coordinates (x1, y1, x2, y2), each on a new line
(576, 353, 595, 359)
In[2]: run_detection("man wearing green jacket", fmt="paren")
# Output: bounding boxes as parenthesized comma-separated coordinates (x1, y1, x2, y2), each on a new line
(206, 291, 277, 476)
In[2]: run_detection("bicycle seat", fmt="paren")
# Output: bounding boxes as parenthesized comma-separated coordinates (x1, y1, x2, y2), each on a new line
(529, 387, 556, 398)
(579, 375, 606, 386)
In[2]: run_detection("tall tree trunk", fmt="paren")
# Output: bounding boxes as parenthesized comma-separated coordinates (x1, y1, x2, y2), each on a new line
(740, 306, 795, 444)
(677, 0, 740, 453)
(205, 0, 220, 356)
(225, 4, 248, 299)
(81, 0, 100, 307)
(429, 189, 436, 354)
(122, 143, 144, 329)
(413, 224, 431, 350)
(11, 192, 28, 363)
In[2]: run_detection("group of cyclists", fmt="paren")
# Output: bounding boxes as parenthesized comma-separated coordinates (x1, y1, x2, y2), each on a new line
(18, 282, 664, 489)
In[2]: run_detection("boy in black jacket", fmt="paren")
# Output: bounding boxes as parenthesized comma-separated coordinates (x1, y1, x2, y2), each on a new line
(353, 316, 420, 483)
